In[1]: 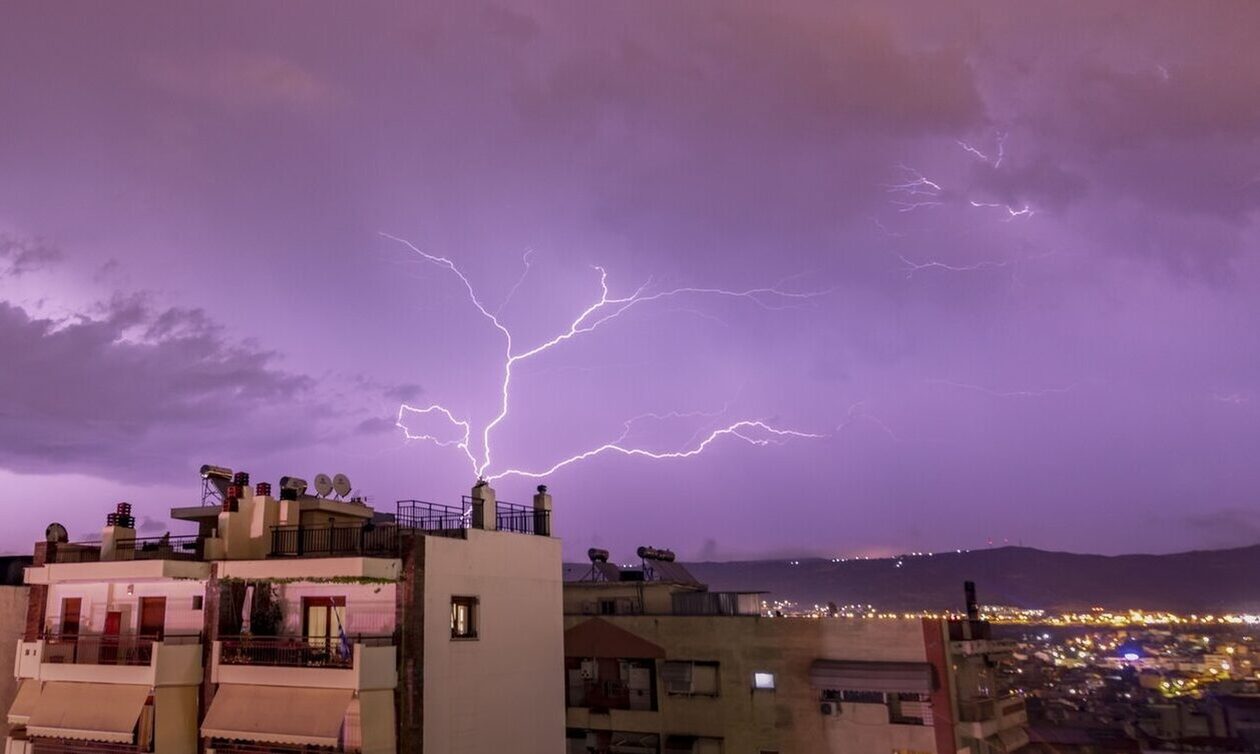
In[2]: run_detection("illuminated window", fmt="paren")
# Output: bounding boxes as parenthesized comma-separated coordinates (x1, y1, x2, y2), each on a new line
(450, 596, 478, 639)
(752, 671, 775, 690)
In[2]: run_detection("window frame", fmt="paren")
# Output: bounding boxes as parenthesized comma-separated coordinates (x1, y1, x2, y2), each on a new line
(450, 595, 479, 640)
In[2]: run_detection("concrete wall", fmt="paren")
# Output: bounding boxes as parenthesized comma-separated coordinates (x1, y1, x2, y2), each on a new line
(0, 586, 29, 740)
(564, 614, 941, 754)
(422, 529, 564, 754)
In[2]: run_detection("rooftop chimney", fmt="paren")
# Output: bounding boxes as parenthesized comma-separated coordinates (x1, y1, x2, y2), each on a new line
(532, 484, 552, 537)
(470, 480, 496, 530)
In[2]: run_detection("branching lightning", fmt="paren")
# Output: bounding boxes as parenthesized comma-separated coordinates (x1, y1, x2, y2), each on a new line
(384, 233, 827, 482)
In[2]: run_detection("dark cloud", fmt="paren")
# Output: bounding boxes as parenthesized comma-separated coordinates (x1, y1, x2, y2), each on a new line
(0, 296, 317, 478)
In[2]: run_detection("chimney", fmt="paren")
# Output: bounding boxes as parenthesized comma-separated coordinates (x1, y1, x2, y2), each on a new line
(532, 484, 552, 537)
(101, 502, 137, 561)
(470, 480, 496, 530)
(964, 580, 979, 621)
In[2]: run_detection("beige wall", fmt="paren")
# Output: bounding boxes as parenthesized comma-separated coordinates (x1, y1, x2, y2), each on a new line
(0, 586, 28, 741)
(423, 529, 564, 754)
(564, 614, 940, 754)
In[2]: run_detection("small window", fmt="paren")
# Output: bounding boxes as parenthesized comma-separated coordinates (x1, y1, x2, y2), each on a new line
(752, 671, 775, 690)
(451, 596, 478, 639)
(192, 595, 204, 610)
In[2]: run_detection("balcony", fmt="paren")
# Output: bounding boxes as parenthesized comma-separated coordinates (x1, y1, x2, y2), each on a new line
(48, 536, 203, 563)
(956, 695, 1028, 740)
(16, 633, 203, 686)
(210, 635, 397, 691)
(268, 523, 399, 558)
(396, 499, 469, 538)
(218, 634, 391, 670)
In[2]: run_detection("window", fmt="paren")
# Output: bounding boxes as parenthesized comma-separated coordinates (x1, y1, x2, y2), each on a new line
(303, 597, 347, 649)
(662, 661, 720, 696)
(752, 671, 775, 690)
(451, 596, 478, 639)
(191, 595, 204, 611)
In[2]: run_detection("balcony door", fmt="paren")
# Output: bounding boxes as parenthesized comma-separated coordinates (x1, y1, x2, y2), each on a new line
(60, 597, 82, 635)
(303, 597, 347, 659)
(139, 596, 166, 640)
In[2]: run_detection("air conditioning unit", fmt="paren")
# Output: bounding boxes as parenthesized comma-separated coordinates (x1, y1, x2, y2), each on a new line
(820, 701, 840, 716)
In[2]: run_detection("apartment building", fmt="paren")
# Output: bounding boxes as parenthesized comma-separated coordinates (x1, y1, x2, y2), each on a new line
(0, 557, 31, 743)
(5, 471, 563, 754)
(563, 550, 1028, 754)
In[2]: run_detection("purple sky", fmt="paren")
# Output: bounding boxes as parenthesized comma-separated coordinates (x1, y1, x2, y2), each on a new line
(2, 2, 1259, 559)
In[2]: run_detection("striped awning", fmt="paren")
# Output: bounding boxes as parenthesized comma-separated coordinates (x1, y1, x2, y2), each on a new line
(809, 659, 935, 693)
(26, 682, 150, 743)
(202, 684, 353, 747)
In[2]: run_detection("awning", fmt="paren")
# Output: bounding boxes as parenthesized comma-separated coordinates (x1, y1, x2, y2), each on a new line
(26, 682, 150, 743)
(564, 618, 665, 660)
(809, 659, 936, 694)
(7, 679, 41, 725)
(202, 684, 354, 747)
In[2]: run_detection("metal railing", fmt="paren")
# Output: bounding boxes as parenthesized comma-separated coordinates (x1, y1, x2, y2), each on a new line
(218, 634, 393, 669)
(396, 499, 468, 538)
(269, 522, 398, 557)
(50, 542, 102, 563)
(40, 632, 200, 666)
(114, 535, 203, 561)
(494, 500, 549, 535)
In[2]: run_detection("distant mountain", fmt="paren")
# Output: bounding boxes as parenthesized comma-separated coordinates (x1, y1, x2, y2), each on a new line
(566, 545, 1260, 613)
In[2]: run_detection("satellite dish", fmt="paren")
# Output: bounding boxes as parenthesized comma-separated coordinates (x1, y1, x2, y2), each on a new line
(332, 473, 352, 499)
(45, 523, 68, 544)
(313, 474, 334, 498)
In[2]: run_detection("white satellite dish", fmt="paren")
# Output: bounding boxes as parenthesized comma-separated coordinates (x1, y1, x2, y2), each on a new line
(45, 522, 68, 544)
(332, 473, 352, 499)
(313, 473, 334, 498)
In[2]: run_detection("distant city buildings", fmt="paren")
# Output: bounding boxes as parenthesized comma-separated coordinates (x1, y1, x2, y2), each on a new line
(562, 551, 1028, 754)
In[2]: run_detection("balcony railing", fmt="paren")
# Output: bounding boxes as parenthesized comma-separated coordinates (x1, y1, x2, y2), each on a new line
(494, 500, 549, 535)
(397, 499, 469, 537)
(218, 634, 393, 669)
(49, 542, 102, 563)
(114, 535, 203, 561)
(269, 522, 398, 558)
(40, 632, 200, 666)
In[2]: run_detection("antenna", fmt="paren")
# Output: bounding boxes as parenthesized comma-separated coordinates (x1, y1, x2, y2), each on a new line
(332, 473, 352, 499)
(313, 474, 334, 498)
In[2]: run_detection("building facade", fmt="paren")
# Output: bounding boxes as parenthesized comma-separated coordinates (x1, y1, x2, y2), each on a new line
(4, 474, 563, 754)
(563, 552, 1028, 754)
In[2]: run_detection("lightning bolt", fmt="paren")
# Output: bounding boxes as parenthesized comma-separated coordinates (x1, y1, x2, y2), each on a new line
(383, 233, 827, 481)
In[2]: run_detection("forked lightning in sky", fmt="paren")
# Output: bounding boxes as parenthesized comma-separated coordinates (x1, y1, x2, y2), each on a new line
(383, 233, 826, 482)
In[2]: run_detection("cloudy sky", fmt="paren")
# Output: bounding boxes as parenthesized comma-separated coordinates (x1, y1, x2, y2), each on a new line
(2, 1, 1258, 559)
